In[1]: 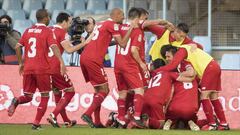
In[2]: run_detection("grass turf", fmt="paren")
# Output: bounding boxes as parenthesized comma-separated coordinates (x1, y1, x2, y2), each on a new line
(0, 124, 239, 135)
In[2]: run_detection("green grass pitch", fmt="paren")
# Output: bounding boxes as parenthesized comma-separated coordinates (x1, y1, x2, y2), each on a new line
(0, 124, 239, 135)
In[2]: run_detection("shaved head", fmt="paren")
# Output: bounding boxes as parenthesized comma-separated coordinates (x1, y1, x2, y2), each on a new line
(110, 8, 124, 24)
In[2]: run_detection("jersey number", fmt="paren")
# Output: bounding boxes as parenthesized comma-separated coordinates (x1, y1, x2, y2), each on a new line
(28, 37, 37, 57)
(117, 39, 131, 55)
(148, 73, 162, 88)
(92, 25, 102, 40)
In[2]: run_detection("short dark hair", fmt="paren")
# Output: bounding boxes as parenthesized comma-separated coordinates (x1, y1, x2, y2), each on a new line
(56, 12, 70, 23)
(161, 45, 178, 59)
(137, 7, 149, 16)
(128, 7, 141, 19)
(0, 15, 12, 24)
(177, 23, 189, 33)
(36, 9, 49, 22)
(152, 58, 166, 70)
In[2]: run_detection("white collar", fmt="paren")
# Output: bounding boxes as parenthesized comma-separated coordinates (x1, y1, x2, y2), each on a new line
(53, 24, 62, 29)
(107, 18, 113, 21)
(35, 23, 46, 26)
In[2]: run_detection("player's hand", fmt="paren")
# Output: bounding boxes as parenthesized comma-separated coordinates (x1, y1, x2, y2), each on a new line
(189, 44, 198, 52)
(18, 64, 24, 76)
(60, 62, 67, 76)
(140, 62, 148, 74)
(165, 22, 175, 31)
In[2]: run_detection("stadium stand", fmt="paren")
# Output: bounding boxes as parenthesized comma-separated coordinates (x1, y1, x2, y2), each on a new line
(66, 0, 86, 14)
(13, 19, 32, 35)
(2, 0, 22, 11)
(7, 10, 26, 23)
(29, 10, 37, 23)
(23, 0, 43, 16)
(128, 0, 148, 10)
(73, 10, 93, 17)
(193, 36, 212, 54)
(0, 9, 5, 16)
(221, 54, 240, 70)
(45, 0, 65, 15)
(87, 0, 107, 14)
(107, 0, 123, 10)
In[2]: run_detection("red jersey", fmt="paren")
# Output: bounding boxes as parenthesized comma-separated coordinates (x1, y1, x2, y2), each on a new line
(173, 61, 198, 99)
(114, 23, 143, 71)
(18, 23, 57, 74)
(146, 71, 177, 104)
(48, 25, 69, 74)
(81, 19, 120, 64)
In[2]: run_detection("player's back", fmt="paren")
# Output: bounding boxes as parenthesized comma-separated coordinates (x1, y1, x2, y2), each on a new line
(48, 25, 67, 74)
(114, 23, 143, 71)
(145, 71, 173, 104)
(19, 23, 56, 74)
(81, 19, 120, 64)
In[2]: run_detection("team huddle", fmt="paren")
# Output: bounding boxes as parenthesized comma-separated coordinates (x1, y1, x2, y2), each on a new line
(7, 7, 230, 131)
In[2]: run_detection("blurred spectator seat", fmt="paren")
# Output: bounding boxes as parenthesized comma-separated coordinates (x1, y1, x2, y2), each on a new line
(13, 19, 32, 35)
(73, 10, 93, 17)
(66, 0, 86, 14)
(45, 0, 65, 15)
(2, 0, 21, 11)
(108, 0, 123, 10)
(193, 36, 212, 54)
(128, 0, 148, 10)
(87, 0, 106, 14)
(158, 10, 176, 23)
(23, 0, 43, 16)
(221, 54, 240, 70)
(170, 0, 190, 16)
(0, 9, 5, 16)
(7, 10, 26, 22)
(29, 10, 37, 23)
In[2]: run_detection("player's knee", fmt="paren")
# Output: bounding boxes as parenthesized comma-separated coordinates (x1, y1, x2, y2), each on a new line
(118, 91, 127, 99)
(134, 88, 144, 95)
(64, 87, 75, 92)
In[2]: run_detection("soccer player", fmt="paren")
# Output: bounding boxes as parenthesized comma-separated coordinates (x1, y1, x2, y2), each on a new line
(114, 7, 146, 128)
(161, 45, 200, 131)
(142, 59, 195, 129)
(155, 45, 229, 130)
(80, 8, 138, 128)
(46, 12, 90, 128)
(147, 22, 203, 61)
(7, 9, 66, 130)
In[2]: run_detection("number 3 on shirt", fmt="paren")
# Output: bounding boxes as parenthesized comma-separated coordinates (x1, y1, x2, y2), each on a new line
(28, 37, 37, 57)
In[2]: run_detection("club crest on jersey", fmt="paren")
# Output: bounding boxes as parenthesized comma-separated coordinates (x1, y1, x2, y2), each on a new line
(138, 34, 142, 42)
(114, 24, 119, 31)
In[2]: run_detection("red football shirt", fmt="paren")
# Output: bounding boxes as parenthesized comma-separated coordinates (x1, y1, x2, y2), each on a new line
(146, 71, 177, 104)
(115, 23, 143, 71)
(81, 19, 120, 64)
(18, 23, 57, 74)
(48, 25, 69, 74)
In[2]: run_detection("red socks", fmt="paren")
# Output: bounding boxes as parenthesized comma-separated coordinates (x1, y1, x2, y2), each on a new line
(117, 99, 126, 120)
(52, 92, 75, 118)
(85, 92, 107, 117)
(133, 94, 144, 118)
(54, 92, 71, 122)
(211, 99, 227, 124)
(17, 96, 32, 104)
(33, 96, 49, 125)
(201, 99, 215, 124)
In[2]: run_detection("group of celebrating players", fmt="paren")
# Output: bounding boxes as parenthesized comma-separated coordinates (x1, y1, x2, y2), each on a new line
(7, 6, 230, 131)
